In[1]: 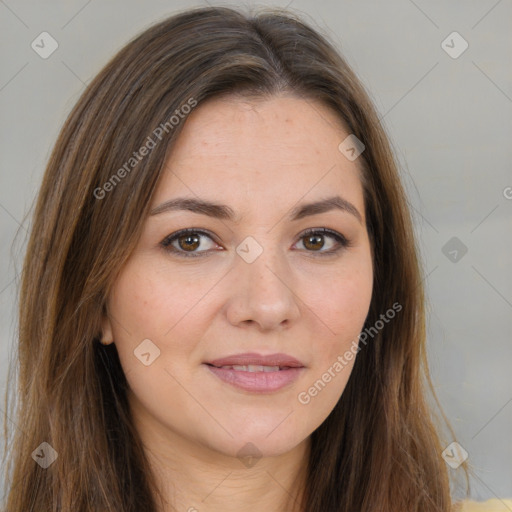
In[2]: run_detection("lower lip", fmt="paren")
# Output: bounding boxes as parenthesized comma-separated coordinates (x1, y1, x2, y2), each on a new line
(204, 364, 305, 393)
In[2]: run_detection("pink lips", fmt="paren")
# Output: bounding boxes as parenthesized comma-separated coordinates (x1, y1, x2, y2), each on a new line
(206, 352, 304, 368)
(204, 352, 305, 393)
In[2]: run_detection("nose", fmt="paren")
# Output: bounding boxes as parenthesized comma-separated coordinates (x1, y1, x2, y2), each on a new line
(224, 244, 301, 331)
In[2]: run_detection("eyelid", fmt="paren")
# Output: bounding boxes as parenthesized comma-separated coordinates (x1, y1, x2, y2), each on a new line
(160, 227, 351, 258)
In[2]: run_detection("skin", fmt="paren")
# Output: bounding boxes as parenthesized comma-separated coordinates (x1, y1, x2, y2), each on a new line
(102, 94, 374, 512)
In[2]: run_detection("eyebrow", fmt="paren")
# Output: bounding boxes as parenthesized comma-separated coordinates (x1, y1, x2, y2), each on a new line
(149, 195, 363, 224)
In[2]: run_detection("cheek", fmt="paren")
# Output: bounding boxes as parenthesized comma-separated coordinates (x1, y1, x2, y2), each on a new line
(294, 271, 371, 417)
(107, 258, 224, 379)
(109, 273, 163, 341)
(298, 257, 373, 407)
(109, 259, 208, 340)
(301, 259, 373, 340)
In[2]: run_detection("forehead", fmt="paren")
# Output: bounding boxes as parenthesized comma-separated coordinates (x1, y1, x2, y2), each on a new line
(153, 95, 365, 221)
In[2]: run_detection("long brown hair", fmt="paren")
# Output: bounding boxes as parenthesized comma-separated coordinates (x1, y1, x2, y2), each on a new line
(2, 5, 468, 511)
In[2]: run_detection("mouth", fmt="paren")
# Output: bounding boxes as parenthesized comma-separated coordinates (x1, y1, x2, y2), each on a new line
(202, 353, 305, 393)
(205, 363, 297, 372)
(204, 352, 305, 369)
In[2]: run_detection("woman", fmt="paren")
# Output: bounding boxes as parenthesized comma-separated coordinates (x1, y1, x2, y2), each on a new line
(2, 5, 506, 511)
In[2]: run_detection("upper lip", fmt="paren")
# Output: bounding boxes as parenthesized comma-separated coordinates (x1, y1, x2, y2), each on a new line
(205, 352, 305, 368)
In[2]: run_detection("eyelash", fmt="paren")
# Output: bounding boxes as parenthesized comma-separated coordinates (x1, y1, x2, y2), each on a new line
(160, 227, 352, 258)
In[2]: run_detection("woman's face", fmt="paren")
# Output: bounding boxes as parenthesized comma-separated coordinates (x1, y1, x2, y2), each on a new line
(103, 94, 373, 461)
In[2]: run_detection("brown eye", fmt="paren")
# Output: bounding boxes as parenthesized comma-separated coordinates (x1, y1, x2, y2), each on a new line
(295, 228, 351, 256)
(177, 233, 201, 252)
(161, 227, 351, 259)
(303, 233, 325, 251)
(161, 229, 219, 257)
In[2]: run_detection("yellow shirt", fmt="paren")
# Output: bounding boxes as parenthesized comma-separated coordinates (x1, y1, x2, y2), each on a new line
(455, 499, 512, 511)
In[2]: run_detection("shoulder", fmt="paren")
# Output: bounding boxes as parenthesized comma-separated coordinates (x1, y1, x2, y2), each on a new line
(453, 499, 512, 511)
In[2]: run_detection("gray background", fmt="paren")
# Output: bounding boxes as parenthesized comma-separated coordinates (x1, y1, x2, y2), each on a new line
(0, 0, 511, 504)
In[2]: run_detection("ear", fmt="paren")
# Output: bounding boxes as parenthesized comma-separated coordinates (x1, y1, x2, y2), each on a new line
(100, 306, 114, 344)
